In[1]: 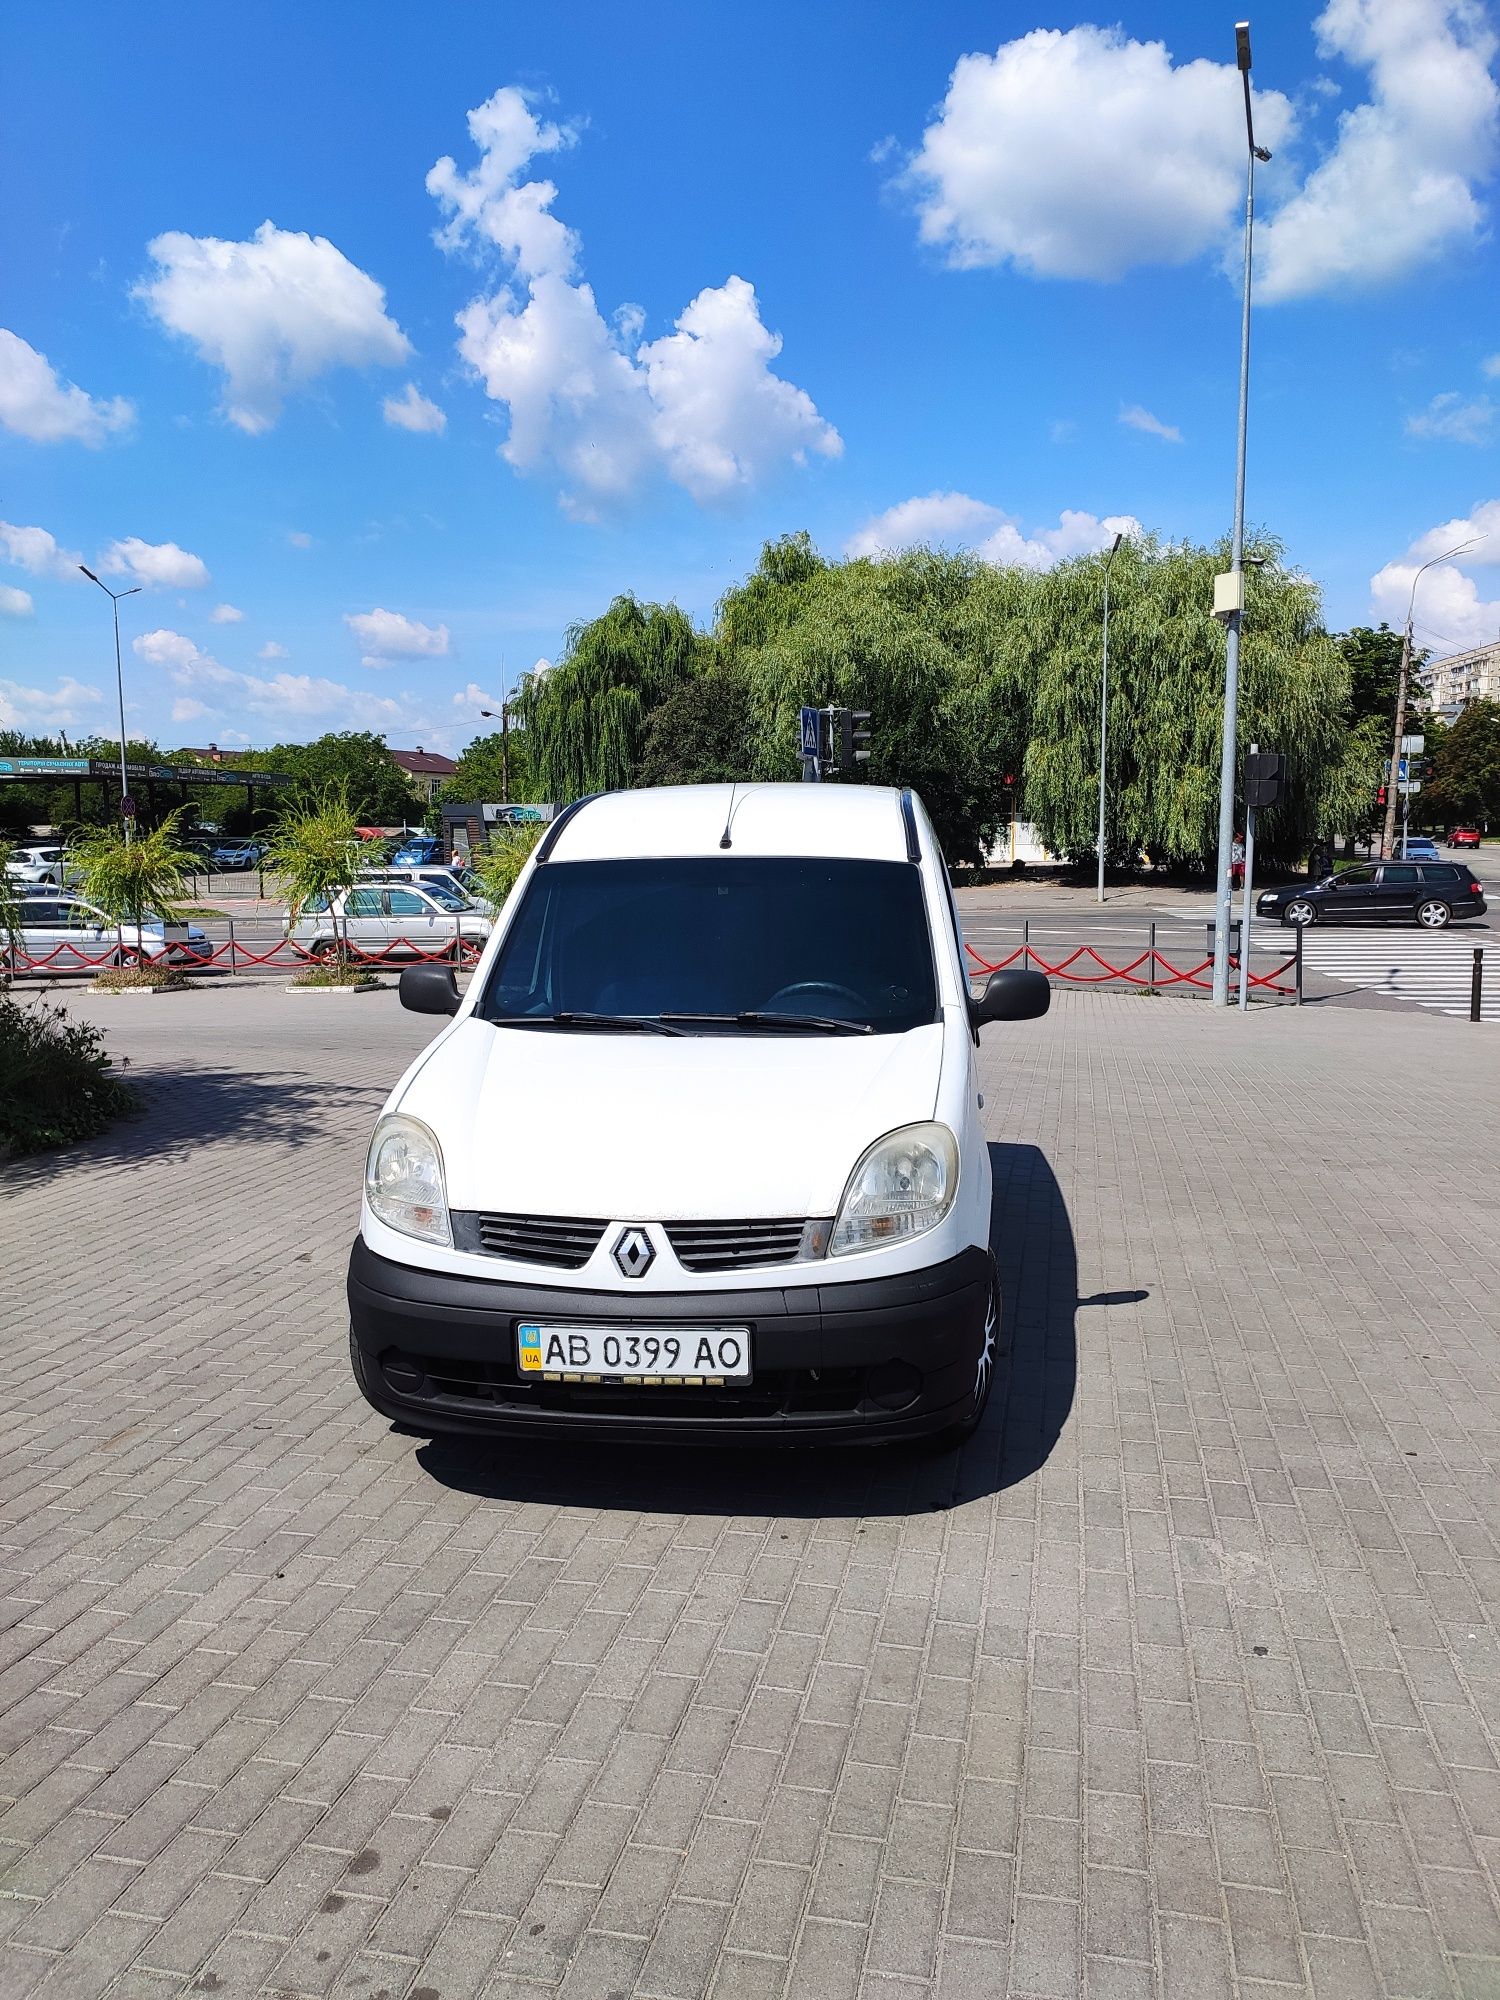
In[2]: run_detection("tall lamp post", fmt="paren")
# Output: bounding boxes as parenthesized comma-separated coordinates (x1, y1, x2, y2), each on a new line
(1211, 20, 1274, 1006)
(78, 565, 141, 840)
(1378, 539, 1476, 859)
(478, 702, 514, 804)
(1096, 530, 1125, 903)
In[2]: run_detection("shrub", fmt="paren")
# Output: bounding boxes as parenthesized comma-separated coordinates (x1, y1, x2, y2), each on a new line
(0, 992, 135, 1157)
(471, 823, 544, 910)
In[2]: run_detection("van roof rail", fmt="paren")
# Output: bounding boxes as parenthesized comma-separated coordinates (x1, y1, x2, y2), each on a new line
(533, 793, 599, 864)
(899, 790, 921, 864)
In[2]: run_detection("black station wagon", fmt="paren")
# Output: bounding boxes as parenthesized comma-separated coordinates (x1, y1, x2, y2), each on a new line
(1257, 860, 1487, 929)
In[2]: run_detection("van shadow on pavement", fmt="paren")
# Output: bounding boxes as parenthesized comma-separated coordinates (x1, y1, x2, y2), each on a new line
(415, 1142, 1086, 1520)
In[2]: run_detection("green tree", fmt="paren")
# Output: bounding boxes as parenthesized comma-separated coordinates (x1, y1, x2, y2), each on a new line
(637, 668, 755, 787)
(263, 786, 362, 952)
(71, 808, 199, 936)
(1426, 699, 1500, 828)
(439, 727, 539, 811)
(264, 733, 414, 825)
(470, 823, 545, 910)
(516, 596, 709, 800)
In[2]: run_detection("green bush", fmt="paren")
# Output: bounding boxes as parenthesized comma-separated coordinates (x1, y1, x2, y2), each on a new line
(0, 993, 136, 1157)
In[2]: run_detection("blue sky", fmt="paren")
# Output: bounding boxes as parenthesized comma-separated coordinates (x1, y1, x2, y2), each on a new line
(3, 0, 1498, 754)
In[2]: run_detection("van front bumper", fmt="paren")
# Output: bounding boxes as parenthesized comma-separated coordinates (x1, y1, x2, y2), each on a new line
(347, 1236, 993, 1443)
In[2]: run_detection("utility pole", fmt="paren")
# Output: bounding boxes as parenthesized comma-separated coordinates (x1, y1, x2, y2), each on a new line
(1097, 531, 1124, 903)
(1380, 541, 1474, 858)
(78, 566, 141, 841)
(1211, 22, 1272, 1006)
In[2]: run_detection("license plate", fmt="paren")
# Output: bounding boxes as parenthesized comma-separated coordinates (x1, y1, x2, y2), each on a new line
(516, 1323, 751, 1386)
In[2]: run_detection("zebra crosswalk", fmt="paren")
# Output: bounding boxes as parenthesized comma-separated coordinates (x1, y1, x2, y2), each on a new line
(1275, 922, 1498, 1023)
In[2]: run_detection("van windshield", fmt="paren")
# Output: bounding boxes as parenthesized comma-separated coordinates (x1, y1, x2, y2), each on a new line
(480, 856, 939, 1035)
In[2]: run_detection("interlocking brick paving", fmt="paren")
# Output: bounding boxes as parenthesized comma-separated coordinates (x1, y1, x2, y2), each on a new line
(1, 984, 1497, 1997)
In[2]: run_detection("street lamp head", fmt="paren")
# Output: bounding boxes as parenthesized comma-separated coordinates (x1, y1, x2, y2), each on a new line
(122, 586, 142, 598)
(1110, 531, 1124, 554)
(1235, 21, 1252, 70)
(1252, 144, 1272, 163)
(78, 564, 101, 585)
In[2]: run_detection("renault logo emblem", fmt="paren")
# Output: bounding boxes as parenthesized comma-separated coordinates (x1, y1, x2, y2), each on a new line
(612, 1227, 655, 1279)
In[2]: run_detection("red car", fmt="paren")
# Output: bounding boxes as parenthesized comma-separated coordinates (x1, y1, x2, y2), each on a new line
(1450, 827, 1482, 848)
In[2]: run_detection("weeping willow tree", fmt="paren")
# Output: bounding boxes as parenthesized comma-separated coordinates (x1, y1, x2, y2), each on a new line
(1015, 536, 1368, 868)
(515, 595, 710, 801)
(722, 544, 1016, 864)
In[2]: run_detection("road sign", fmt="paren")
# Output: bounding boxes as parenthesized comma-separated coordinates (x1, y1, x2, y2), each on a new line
(1389, 757, 1409, 783)
(1400, 734, 1424, 755)
(1243, 750, 1285, 809)
(799, 706, 820, 759)
(1399, 779, 1422, 794)
(120, 794, 136, 819)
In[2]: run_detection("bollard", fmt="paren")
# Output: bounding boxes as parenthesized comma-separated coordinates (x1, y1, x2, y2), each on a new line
(227, 916, 237, 975)
(1148, 921, 1157, 995)
(1022, 917, 1030, 969)
(1473, 946, 1484, 1023)
(1295, 923, 1304, 1006)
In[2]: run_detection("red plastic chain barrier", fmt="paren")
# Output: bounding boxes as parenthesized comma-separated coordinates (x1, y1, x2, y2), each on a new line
(3, 932, 483, 976)
(966, 939, 1297, 997)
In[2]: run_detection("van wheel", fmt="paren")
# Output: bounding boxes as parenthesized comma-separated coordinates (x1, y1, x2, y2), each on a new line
(1283, 899, 1317, 927)
(1416, 899, 1450, 929)
(926, 1260, 1005, 1451)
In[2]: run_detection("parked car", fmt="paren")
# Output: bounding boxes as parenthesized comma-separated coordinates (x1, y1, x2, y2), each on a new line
(1450, 827, 1483, 848)
(1400, 837, 1441, 861)
(205, 839, 264, 870)
(358, 863, 498, 915)
(1258, 859, 1486, 928)
(5, 843, 65, 885)
(391, 835, 444, 867)
(347, 782, 1052, 1448)
(286, 881, 492, 961)
(12, 897, 213, 967)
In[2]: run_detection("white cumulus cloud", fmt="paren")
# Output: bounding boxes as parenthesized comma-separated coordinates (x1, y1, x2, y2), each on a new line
(171, 697, 210, 723)
(0, 520, 84, 579)
(383, 382, 447, 433)
(136, 221, 412, 433)
(431, 86, 839, 509)
(0, 584, 35, 616)
(0, 674, 103, 729)
(1120, 404, 1183, 443)
(903, 26, 1295, 280)
(1257, 0, 1500, 302)
(101, 537, 210, 589)
(846, 491, 1141, 570)
(258, 640, 288, 660)
(1404, 391, 1496, 444)
(344, 607, 450, 667)
(0, 329, 134, 445)
(209, 602, 244, 623)
(454, 680, 502, 711)
(1371, 500, 1500, 649)
(135, 626, 447, 739)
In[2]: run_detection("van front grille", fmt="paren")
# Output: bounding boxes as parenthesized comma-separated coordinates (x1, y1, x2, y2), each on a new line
(664, 1218, 811, 1272)
(469, 1212, 607, 1269)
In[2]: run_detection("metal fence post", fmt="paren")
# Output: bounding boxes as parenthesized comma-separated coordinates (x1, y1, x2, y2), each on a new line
(1148, 921, 1157, 995)
(1295, 922, 1304, 1006)
(1473, 946, 1484, 1023)
(227, 915, 237, 975)
(1022, 918, 1030, 968)
(454, 913, 461, 967)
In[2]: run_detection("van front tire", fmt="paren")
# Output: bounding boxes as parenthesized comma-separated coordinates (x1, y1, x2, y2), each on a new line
(926, 1259, 1005, 1451)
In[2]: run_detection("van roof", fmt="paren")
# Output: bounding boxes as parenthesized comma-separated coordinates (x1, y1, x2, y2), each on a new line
(546, 784, 915, 866)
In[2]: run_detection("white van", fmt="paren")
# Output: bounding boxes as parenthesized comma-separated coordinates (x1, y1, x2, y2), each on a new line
(347, 784, 1048, 1447)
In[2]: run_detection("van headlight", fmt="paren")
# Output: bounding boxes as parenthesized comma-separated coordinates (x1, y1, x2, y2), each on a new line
(365, 1114, 451, 1247)
(829, 1122, 958, 1257)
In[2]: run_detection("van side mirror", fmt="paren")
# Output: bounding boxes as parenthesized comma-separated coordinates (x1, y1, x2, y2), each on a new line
(970, 967, 1050, 1029)
(399, 963, 460, 1016)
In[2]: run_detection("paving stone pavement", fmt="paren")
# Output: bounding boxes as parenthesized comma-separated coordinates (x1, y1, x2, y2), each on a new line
(2, 983, 1499, 1999)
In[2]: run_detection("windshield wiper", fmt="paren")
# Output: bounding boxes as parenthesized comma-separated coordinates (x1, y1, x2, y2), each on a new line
(491, 1010, 685, 1035)
(659, 1011, 873, 1036)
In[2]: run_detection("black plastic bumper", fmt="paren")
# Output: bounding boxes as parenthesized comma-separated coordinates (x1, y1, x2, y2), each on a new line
(347, 1235, 993, 1442)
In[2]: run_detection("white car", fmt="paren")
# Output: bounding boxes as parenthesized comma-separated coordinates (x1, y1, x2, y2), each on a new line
(287, 881, 492, 962)
(347, 783, 1050, 1448)
(14, 896, 212, 968)
(5, 843, 65, 885)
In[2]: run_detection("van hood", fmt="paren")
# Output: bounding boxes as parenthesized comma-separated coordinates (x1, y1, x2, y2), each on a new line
(398, 1017, 946, 1219)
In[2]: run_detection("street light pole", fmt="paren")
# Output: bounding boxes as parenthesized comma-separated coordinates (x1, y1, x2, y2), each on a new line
(1378, 540, 1476, 858)
(1211, 21, 1272, 1007)
(78, 566, 142, 841)
(1097, 531, 1125, 903)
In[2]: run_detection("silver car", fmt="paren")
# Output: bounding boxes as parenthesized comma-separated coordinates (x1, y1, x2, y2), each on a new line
(13, 896, 213, 970)
(286, 882, 492, 963)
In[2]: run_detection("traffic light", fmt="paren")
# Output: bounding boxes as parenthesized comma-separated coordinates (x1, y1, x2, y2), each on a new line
(1243, 750, 1285, 809)
(1377, 784, 1387, 807)
(838, 709, 871, 778)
